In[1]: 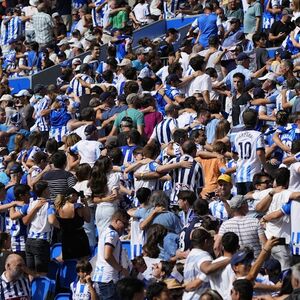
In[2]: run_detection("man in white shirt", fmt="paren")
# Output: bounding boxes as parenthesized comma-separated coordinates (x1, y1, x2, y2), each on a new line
(93, 209, 130, 300)
(69, 125, 104, 167)
(187, 55, 212, 104)
(22, 0, 38, 42)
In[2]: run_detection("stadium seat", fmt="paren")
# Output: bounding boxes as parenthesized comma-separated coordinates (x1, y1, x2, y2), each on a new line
(59, 259, 78, 289)
(122, 240, 131, 259)
(51, 243, 62, 260)
(47, 259, 61, 280)
(54, 293, 72, 300)
(31, 276, 55, 300)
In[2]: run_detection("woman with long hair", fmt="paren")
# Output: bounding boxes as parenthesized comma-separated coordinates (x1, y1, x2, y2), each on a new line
(55, 188, 91, 260)
(89, 156, 121, 235)
(63, 133, 81, 172)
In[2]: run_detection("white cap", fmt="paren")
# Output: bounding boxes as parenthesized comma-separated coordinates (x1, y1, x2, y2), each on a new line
(14, 90, 31, 97)
(57, 39, 69, 46)
(52, 12, 60, 19)
(68, 37, 79, 44)
(72, 58, 81, 65)
(70, 42, 83, 49)
(258, 72, 277, 81)
(29, 0, 39, 6)
(0, 94, 12, 101)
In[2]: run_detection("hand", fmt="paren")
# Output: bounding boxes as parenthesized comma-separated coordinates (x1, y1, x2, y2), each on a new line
(158, 89, 165, 96)
(85, 275, 92, 284)
(281, 89, 287, 95)
(106, 193, 118, 202)
(278, 32, 286, 38)
(120, 267, 129, 277)
(154, 206, 165, 214)
(263, 237, 280, 252)
(180, 160, 193, 168)
(36, 199, 47, 209)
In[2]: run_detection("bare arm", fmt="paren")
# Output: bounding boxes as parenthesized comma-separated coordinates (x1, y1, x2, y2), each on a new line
(200, 257, 230, 274)
(139, 207, 165, 230)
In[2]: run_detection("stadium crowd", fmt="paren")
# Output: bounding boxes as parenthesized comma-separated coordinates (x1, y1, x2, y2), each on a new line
(3, 0, 300, 299)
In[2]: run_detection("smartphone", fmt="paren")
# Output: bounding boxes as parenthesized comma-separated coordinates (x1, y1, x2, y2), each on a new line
(277, 237, 286, 245)
(79, 191, 84, 198)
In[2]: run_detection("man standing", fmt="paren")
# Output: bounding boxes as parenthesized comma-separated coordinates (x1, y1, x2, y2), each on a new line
(0, 254, 31, 299)
(32, 3, 54, 48)
(214, 195, 266, 258)
(243, 0, 262, 37)
(93, 209, 130, 300)
(233, 109, 266, 195)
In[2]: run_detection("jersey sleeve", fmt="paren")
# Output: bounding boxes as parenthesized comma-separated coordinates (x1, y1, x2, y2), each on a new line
(104, 230, 119, 248)
(20, 204, 29, 215)
(281, 202, 291, 215)
(256, 134, 265, 150)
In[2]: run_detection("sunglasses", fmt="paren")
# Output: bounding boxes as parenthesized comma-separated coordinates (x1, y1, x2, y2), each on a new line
(258, 180, 271, 184)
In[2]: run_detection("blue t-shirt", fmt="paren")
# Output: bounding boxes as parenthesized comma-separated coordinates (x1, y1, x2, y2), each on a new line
(196, 13, 218, 48)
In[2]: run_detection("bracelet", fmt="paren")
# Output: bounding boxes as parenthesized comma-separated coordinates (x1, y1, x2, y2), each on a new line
(262, 248, 270, 252)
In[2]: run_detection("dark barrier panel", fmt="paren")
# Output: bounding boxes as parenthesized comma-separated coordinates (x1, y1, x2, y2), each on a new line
(166, 16, 198, 30)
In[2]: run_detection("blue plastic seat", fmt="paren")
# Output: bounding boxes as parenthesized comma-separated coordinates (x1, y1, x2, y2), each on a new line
(50, 243, 62, 260)
(54, 293, 72, 300)
(31, 276, 55, 300)
(59, 259, 78, 289)
(47, 259, 61, 280)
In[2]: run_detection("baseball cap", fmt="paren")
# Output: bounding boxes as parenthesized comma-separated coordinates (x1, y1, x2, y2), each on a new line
(70, 42, 83, 49)
(0, 94, 13, 101)
(231, 250, 254, 267)
(64, 187, 80, 197)
(9, 164, 23, 175)
(282, 8, 293, 17)
(258, 72, 277, 82)
(236, 52, 250, 61)
(117, 58, 132, 67)
(14, 90, 31, 97)
(57, 39, 69, 46)
(166, 74, 182, 85)
(229, 18, 240, 23)
(60, 60, 71, 68)
(10, 112, 22, 125)
(52, 12, 60, 18)
(275, 48, 291, 60)
(229, 195, 247, 209)
(217, 174, 232, 183)
(72, 58, 81, 65)
(84, 124, 97, 137)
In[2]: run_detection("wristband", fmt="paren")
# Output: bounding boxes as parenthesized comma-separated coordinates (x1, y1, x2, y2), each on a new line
(295, 151, 300, 162)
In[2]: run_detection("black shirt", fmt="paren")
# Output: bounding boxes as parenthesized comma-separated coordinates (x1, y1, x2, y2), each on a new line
(269, 20, 295, 47)
(232, 92, 252, 126)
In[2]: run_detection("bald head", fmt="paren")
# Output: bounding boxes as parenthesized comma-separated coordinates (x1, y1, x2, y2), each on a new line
(5, 254, 25, 280)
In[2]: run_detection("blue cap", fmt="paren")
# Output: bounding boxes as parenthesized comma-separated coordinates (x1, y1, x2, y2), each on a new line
(60, 60, 70, 68)
(236, 52, 250, 61)
(56, 95, 68, 103)
(231, 250, 254, 266)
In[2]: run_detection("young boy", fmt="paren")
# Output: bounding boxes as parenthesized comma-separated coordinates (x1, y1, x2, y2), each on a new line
(70, 260, 97, 300)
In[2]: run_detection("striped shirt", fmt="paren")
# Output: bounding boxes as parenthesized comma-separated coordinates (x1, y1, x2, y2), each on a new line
(150, 117, 178, 145)
(92, 0, 109, 27)
(120, 145, 137, 165)
(0, 17, 10, 47)
(69, 74, 94, 97)
(7, 16, 24, 42)
(70, 280, 91, 300)
(21, 200, 55, 241)
(34, 96, 51, 132)
(233, 129, 265, 183)
(168, 154, 204, 205)
(0, 273, 31, 300)
(209, 199, 229, 222)
(41, 169, 77, 202)
(93, 225, 122, 283)
(72, 0, 88, 9)
(218, 216, 265, 258)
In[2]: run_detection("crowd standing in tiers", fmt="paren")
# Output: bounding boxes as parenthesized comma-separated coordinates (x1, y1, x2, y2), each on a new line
(5, 0, 300, 300)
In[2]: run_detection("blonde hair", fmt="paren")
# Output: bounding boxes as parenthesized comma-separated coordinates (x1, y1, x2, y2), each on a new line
(14, 133, 26, 154)
(55, 194, 69, 210)
(292, 0, 300, 12)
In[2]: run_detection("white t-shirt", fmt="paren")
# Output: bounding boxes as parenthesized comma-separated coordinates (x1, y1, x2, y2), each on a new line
(133, 3, 149, 23)
(289, 162, 300, 191)
(188, 73, 212, 97)
(70, 140, 103, 167)
(22, 6, 38, 31)
(177, 112, 197, 128)
(249, 188, 272, 216)
(199, 49, 223, 80)
(72, 124, 88, 140)
(183, 248, 212, 300)
(209, 256, 235, 300)
(265, 189, 291, 242)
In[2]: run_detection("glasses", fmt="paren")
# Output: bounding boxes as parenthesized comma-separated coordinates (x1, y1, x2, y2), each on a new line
(258, 180, 271, 184)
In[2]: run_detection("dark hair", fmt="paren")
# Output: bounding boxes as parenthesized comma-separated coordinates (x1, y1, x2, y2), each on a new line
(252, 172, 270, 186)
(166, 28, 178, 36)
(141, 77, 155, 91)
(191, 228, 212, 248)
(143, 144, 160, 159)
(177, 191, 196, 206)
(222, 232, 239, 253)
(0, 232, 9, 250)
(274, 167, 290, 187)
(76, 260, 93, 273)
(182, 140, 197, 155)
(33, 151, 48, 164)
(124, 80, 139, 96)
(173, 129, 188, 145)
(233, 72, 245, 81)
(160, 261, 174, 278)
(193, 199, 209, 215)
(243, 109, 258, 128)
(80, 107, 96, 121)
(14, 184, 30, 200)
(75, 163, 91, 182)
(46, 138, 59, 155)
(145, 224, 168, 258)
(127, 129, 141, 145)
(232, 279, 253, 300)
(146, 282, 168, 300)
(116, 277, 144, 300)
(189, 55, 205, 71)
(111, 209, 130, 223)
(51, 151, 67, 168)
(136, 187, 151, 205)
(108, 147, 123, 165)
(124, 67, 137, 80)
(33, 180, 48, 197)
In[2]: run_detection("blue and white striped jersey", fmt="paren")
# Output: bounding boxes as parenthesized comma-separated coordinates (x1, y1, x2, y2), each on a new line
(209, 199, 229, 222)
(0, 17, 10, 47)
(168, 154, 204, 205)
(72, 0, 88, 9)
(20, 199, 55, 241)
(92, 225, 122, 283)
(150, 117, 178, 145)
(120, 145, 137, 165)
(92, 0, 109, 27)
(69, 74, 94, 97)
(233, 129, 265, 183)
(7, 16, 24, 42)
(33, 96, 51, 132)
(276, 123, 300, 155)
(70, 280, 92, 300)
